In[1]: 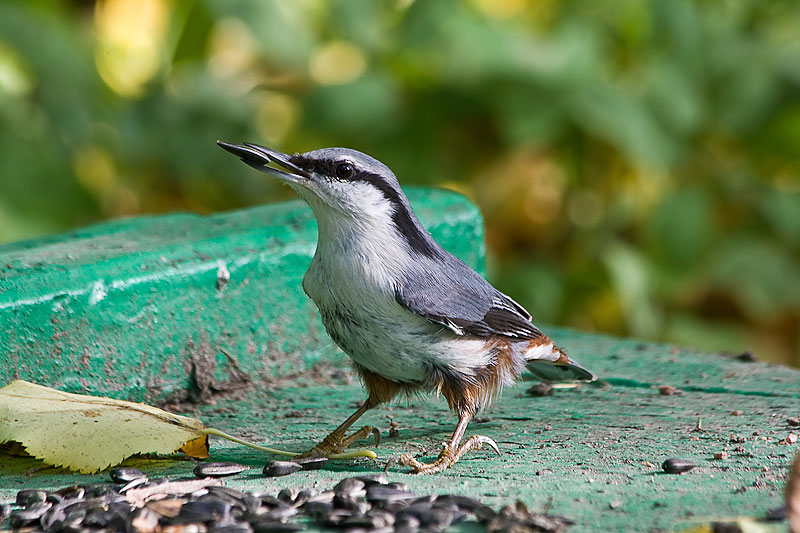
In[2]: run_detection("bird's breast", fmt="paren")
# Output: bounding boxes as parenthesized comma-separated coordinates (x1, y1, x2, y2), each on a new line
(303, 255, 429, 382)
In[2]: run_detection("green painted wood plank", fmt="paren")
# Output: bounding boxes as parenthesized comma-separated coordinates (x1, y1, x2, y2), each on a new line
(0, 188, 485, 401)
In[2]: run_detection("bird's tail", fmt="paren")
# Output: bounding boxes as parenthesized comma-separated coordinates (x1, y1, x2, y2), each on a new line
(522, 339, 596, 383)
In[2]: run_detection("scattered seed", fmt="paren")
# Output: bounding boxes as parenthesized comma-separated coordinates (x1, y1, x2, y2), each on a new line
(110, 467, 147, 483)
(334, 477, 366, 496)
(294, 456, 327, 471)
(120, 476, 150, 493)
(365, 486, 417, 503)
(277, 488, 296, 505)
(2, 470, 571, 533)
(16, 489, 47, 507)
(194, 462, 250, 478)
(56, 485, 86, 500)
(263, 461, 302, 477)
(662, 458, 697, 474)
(292, 489, 314, 508)
(9, 502, 52, 528)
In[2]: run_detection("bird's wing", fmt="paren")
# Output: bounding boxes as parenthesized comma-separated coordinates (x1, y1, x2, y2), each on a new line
(395, 263, 544, 340)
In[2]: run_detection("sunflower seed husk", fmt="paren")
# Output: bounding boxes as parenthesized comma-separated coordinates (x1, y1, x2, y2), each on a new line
(365, 486, 417, 503)
(16, 489, 47, 507)
(661, 458, 697, 474)
(110, 467, 147, 483)
(263, 461, 302, 477)
(194, 462, 250, 478)
(294, 456, 328, 471)
(9, 502, 52, 528)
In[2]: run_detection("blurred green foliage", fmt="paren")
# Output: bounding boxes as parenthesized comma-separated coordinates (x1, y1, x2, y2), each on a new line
(1, 0, 799, 366)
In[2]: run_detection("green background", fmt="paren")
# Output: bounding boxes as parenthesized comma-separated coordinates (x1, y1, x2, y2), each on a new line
(1, 0, 799, 367)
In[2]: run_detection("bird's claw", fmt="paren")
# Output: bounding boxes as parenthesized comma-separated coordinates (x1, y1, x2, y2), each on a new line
(385, 435, 500, 474)
(301, 425, 380, 458)
(478, 435, 501, 456)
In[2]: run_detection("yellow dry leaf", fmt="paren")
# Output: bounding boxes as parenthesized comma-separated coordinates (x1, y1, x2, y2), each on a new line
(0, 380, 208, 473)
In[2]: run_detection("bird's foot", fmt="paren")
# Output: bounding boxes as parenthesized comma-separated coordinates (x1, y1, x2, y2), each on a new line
(299, 425, 380, 458)
(390, 435, 500, 474)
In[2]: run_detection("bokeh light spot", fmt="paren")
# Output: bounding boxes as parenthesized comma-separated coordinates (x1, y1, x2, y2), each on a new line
(74, 145, 117, 196)
(471, 0, 530, 20)
(567, 190, 604, 228)
(256, 93, 300, 144)
(0, 41, 33, 97)
(309, 41, 367, 86)
(94, 0, 169, 97)
(208, 18, 259, 80)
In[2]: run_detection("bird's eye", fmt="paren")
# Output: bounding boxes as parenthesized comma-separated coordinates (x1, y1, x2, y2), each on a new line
(335, 162, 355, 179)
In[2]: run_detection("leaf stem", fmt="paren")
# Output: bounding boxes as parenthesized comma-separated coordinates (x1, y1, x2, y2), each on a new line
(201, 428, 377, 459)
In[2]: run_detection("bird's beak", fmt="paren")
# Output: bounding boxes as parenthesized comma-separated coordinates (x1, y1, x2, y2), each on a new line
(216, 141, 311, 185)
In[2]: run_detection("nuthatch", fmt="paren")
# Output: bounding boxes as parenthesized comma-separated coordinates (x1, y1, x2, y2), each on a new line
(218, 141, 595, 474)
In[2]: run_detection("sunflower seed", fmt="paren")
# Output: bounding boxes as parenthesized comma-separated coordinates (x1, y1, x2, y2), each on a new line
(356, 474, 389, 486)
(194, 462, 250, 478)
(662, 458, 697, 474)
(253, 494, 284, 508)
(365, 486, 417, 503)
(303, 501, 334, 520)
(41, 504, 67, 531)
(334, 478, 366, 496)
(55, 485, 86, 500)
(304, 491, 335, 505)
(180, 499, 233, 522)
(294, 456, 328, 471)
(291, 489, 314, 508)
(435, 494, 496, 521)
(110, 467, 147, 483)
(263, 461, 302, 477)
(16, 489, 47, 507)
(120, 476, 149, 493)
(9, 502, 52, 528)
(276, 488, 296, 505)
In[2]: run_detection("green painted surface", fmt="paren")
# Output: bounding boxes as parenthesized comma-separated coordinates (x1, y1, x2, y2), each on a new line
(0, 331, 797, 531)
(0, 188, 485, 401)
(1, 189, 797, 530)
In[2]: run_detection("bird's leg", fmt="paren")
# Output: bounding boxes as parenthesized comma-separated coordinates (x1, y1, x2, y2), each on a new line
(299, 398, 380, 458)
(393, 413, 500, 474)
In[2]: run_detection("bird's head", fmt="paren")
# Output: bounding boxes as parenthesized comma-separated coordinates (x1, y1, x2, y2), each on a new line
(217, 141, 442, 258)
(218, 141, 406, 218)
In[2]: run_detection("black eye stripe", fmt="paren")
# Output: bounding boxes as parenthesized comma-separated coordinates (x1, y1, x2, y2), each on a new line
(286, 154, 441, 259)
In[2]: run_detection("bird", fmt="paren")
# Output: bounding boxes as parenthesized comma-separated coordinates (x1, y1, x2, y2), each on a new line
(217, 141, 596, 474)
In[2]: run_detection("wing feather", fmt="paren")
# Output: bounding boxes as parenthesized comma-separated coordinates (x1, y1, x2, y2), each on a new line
(395, 270, 543, 341)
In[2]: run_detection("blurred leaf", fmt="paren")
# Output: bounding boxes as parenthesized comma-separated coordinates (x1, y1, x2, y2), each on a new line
(709, 237, 800, 320)
(646, 187, 713, 270)
(602, 242, 661, 338)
